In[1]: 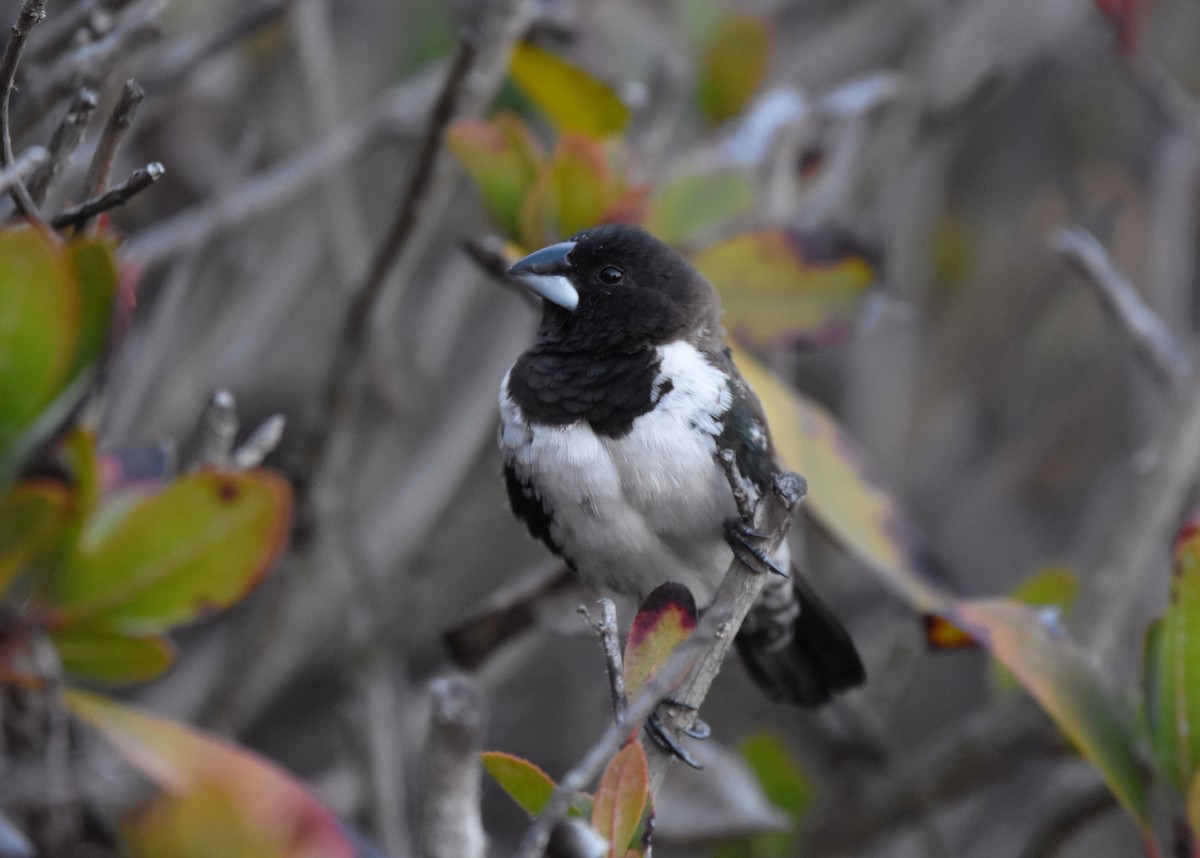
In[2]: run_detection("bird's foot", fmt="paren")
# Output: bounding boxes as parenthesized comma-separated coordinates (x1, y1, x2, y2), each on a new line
(724, 518, 789, 577)
(644, 701, 710, 769)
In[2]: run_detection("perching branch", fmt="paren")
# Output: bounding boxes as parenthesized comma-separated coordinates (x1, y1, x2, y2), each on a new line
(27, 86, 98, 205)
(580, 599, 628, 724)
(1052, 226, 1189, 388)
(0, 0, 50, 228)
(512, 467, 807, 858)
(49, 161, 162, 230)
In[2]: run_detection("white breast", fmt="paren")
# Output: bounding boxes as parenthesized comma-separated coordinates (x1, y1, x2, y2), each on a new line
(499, 341, 740, 604)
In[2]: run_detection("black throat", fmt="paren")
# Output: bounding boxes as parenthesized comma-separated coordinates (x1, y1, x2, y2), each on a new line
(507, 345, 666, 438)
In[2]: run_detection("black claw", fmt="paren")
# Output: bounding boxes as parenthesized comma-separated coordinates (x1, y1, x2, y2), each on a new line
(725, 519, 789, 577)
(646, 712, 703, 769)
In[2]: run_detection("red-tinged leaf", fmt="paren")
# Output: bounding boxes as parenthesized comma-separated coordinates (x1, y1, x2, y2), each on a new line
(551, 134, 616, 239)
(732, 346, 951, 613)
(1145, 514, 1200, 796)
(0, 479, 70, 596)
(623, 583, 697, 701)
(646, 171, 754, 247)
(592, 742, 650, 857)
(508, 43, 630, 138)
(697, 13, 771, 125)
(66, 237, 119, 379)
(923, 614, 978, 650)
(51, 626, 175, 684)
(600, 183, 651, 228)
(50, 470, 292, 633)
(0, 228, 83, 458)
(947, 599, 1155, 843)
(694, 230, 877, 348)
(63, 690, 356, 858)
(1095, 0, 1145, 56)
(447, 113, 544, 240)
(518, 167, 558, 250)
(481, 751, 557, 817)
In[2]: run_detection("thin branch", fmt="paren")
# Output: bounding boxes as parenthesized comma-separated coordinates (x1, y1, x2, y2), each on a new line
(231, 415, 286, 470)
(0, 144, 47, 196)
(79, 79, 144, 234)
(580, 599, 627, 723)
(513, 470, 807, 858)
(49, 161, 162, 229)
(0, 0, 50, 229)
(1052, 226, 1189, 388)
(418, 675, 488, 858)
(1017, 781, 1117, 858)
(192, 389, 238, 470)
(28, 86, 98, 205)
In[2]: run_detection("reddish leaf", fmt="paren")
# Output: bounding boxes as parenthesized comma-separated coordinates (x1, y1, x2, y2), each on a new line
(694, 230, 877, 348)
(508, 43, 630, 137)
(592, 742, 650, 857)
(481, 751, 557, 817)
(447, 113, 544, 240)
(64, 690, 355, 858)
(623, 583, 697, 701)
(923, 614, 978, 650)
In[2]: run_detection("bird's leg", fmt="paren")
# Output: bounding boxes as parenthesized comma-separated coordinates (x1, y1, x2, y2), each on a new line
(725, 518, 789, 577)
(645, 707, 705, 769)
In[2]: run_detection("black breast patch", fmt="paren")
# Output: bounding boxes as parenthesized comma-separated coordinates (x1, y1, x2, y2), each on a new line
(506, 348, 662, 438)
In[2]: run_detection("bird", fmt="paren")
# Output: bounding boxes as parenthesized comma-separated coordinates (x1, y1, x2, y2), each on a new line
(497, 223, 864, 749)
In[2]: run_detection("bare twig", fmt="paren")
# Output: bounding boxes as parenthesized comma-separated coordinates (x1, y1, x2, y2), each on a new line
(580, 599, 627, 723)
(513, 470, 806, 858)
(1052, 226, 1189, 388)
(0, 0, 50, 229)
(418, 675, 488, 858)
(192, 389, 238, 470)
(28, 86, 98, 205)
(231, 415, 286, 470)
(79, 79, 144, 234)
(0, 145, 48, 196)
(50, 161, 162, 229)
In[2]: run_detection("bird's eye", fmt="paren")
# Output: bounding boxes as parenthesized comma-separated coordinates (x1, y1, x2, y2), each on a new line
(598, 266, 625, 285)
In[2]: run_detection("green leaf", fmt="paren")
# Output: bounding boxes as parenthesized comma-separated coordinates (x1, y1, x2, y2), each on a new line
(551, 133, 615, 239)
(645, 171, 754, 247)
(51, 626, 175, 684)
(481, 751, 557, 816)
(697, 13, 770, 125)
(713, 733, 811, 858)
(623, 583, 697, 701)
(0, 228, 82, 458)
(694, 230, 876, 347)
(591, 741, 650, 857)
(0, 479, 70, 596)
(1146, 516, 1200, 796)
(509, 42, 630, 137)
(446, 113, 544, 240)
(51, 469, 293, 633)
(732, 346, 950, 613)
(65, 237, 119, 378)
(63, 690, 356, 858)
(1012, 565, 1079, 611)
(948, 599, 1155, 844)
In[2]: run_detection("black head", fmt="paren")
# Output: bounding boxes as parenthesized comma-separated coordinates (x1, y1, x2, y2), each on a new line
(507, 224, 718, 353)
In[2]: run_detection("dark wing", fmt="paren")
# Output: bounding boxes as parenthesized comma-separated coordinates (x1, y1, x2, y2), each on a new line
(503, 461, 568, 563)
(712, 345, 777, 496)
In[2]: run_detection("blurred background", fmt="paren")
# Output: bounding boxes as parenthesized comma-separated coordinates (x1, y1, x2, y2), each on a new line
(10, 0, 1200, 854)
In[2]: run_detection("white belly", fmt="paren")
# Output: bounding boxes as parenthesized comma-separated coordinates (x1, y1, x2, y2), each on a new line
(500, 341, 738, 604)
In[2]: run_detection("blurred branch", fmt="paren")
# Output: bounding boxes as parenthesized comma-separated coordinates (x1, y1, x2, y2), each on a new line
(231, 415, 286, 470)
(0, 0, 50, 229)
(1017, 781, 1116, 858)
(50, 160, 163, 230)
(192, 389, 238, 470)
(0, 145, 48, 196)
(418, 675, 488, 858)
(79, 79, 145, 235)
(1052, 226, 1189, 388)
(28, 86, 98, 205)
(514, 471, 806, 858)
(580, 599, 627, 723)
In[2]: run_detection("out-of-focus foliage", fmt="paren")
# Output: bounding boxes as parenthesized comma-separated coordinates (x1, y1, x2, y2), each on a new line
(696, 13, 771, 125)
(712, 732, 813, 858)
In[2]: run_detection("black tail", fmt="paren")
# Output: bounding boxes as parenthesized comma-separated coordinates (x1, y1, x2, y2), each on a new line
(735, 573, 865, 706)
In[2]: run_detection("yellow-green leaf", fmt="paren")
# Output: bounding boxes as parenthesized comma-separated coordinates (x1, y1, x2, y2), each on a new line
(51, 470, 292, 633)
(64, 690, 356, 858)
(447, 113, 544, 240)
(481, 751, 557, 817)
(66, 237, 119, 378)
(0, 229, 82, 457)
(51, 626, 175, 684)
(0, 479, 70, 596)
(622, 583, 697, 701)
(1146, 516, 1200, 795)
(645, 171, 754, 247)
(509, 42, 630, 137)
(948, 599, 1155, 843)
(733, 346, 949, 612)
(695, 230, 876, 347)
(592, 742, 650, 857)
(697, 13, 770, 125)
